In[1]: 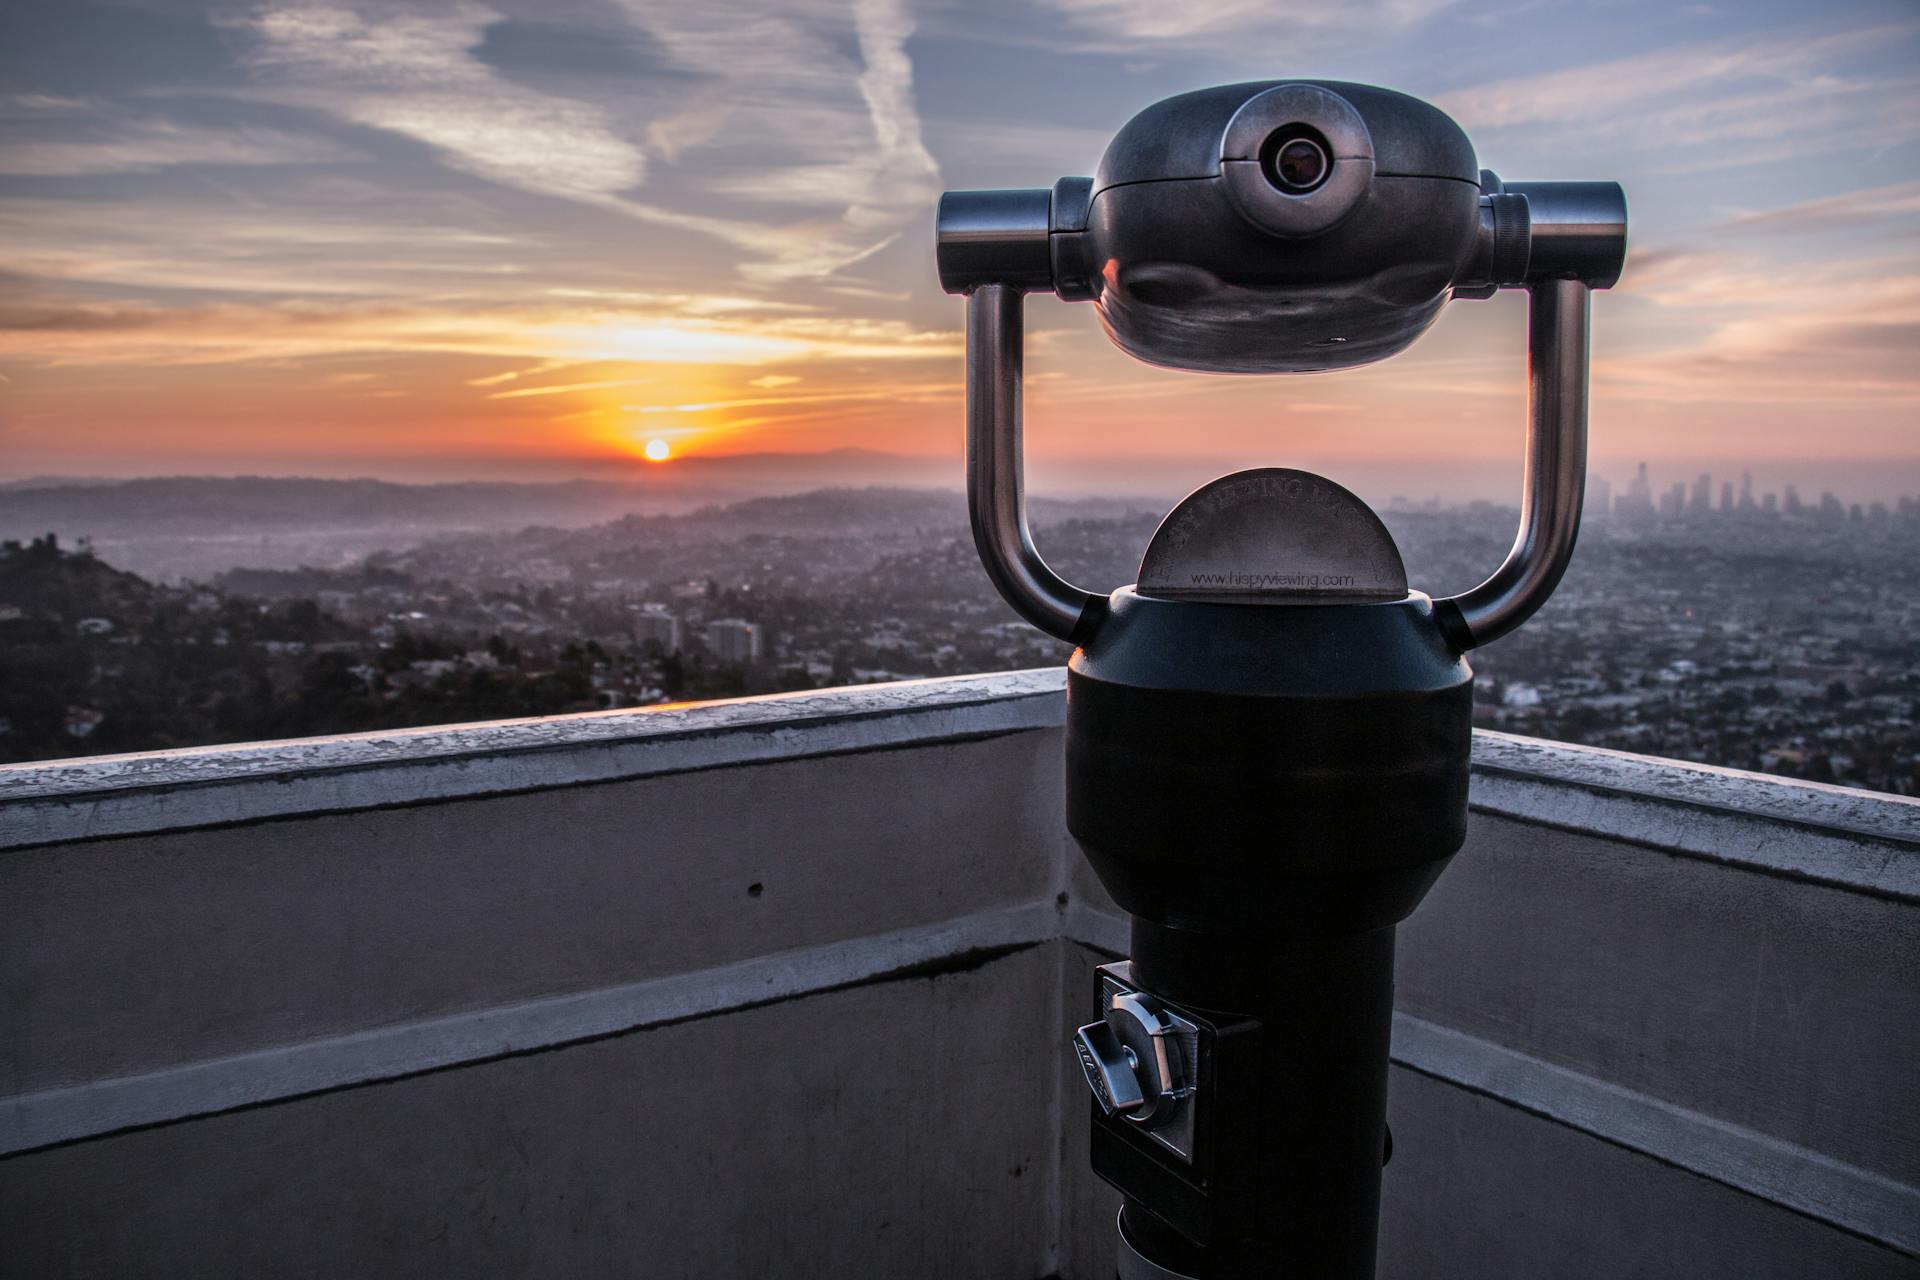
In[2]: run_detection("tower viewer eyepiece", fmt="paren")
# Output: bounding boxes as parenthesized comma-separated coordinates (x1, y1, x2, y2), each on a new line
(935, 79, 1624, 372)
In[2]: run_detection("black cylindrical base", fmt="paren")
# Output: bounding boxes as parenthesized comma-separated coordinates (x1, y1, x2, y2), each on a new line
(1065, 588, 1470, 1276)
(1127, 917, 1398, 1278)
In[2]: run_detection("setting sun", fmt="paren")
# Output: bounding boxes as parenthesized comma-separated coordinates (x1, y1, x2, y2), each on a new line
(644, 439, 671, 462)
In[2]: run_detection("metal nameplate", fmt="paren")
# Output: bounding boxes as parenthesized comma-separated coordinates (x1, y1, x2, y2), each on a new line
(1137, 467, 1407, 604)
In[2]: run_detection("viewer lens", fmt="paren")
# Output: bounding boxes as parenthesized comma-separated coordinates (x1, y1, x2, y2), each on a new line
(1270, 136, 1329, 192)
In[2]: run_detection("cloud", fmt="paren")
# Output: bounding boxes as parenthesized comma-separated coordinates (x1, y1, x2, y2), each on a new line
(632, 388, 930, 413)
(612, 0, 942, 281)
(2, 94, 91, 112)
(922, 118, 1112, 177)
(0, 118, 357, 177)
(615, 202, 906, 284)
(466, 361, 569, 387)
(216, 0, 943, 284)
(1031, 0, 1458, 47)
(1437, 23, 1920, 172)
(486, 376, 653, 400)
(644, 94, 734, 163)
(1440, 25, 1903, 126)
(1350, 236, 1920, 410)
(224, 3, 648, 202)
(0, 92, 358, 177)
(0, 287, 961, 368)
(541, 288, 816, 316)
(1602, 246, 1920, 405)
(0, 193, 532, 296)
(1714, 180, 1920, 235)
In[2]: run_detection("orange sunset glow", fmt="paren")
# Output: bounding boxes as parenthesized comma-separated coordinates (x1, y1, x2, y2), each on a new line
(0, 2, 1915, 501)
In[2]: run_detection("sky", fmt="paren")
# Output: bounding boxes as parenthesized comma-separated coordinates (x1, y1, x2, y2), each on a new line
(0, 0, 1916, 502)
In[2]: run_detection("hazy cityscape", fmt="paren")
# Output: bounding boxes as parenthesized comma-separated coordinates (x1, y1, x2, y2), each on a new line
(2, 464, 1916, 796)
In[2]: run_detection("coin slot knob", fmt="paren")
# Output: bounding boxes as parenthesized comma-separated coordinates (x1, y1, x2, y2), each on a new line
(1075, 1019, 1147, 1117)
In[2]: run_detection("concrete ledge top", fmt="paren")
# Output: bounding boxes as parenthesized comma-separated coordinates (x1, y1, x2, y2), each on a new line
(1472, 730, 1920, 848)
(2, 669, 1914, 896)
(0, 670, 1069, 851)
(1470, 730, 1920, 902)
(0, 669, 1068, 801)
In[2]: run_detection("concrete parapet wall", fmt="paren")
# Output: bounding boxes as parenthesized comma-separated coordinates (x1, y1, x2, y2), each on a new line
(1392, 732, 1920, 1275)
(2, 671, 1914, 1277)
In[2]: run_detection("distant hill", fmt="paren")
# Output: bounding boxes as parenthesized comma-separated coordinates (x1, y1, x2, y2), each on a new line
(338, 484, 1166, 600)
(0, 467, 1164, 585)
(0, 450, 953, 533)
(0, 452, 966, 580)
(572, 486, 1154, 538)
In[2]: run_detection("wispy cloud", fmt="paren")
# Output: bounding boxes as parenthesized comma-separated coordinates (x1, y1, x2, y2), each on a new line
(214, 0, 943, 285)
(486, 376, 654, 400)
(225, 3, 649, 202)
(0, 194, 531, 296)
(1604, 246, 1920, 405)
(1438, 23, 1920, 173)
(1031, 0, 1458, 47)
(1441, 25, 1903, 126)
(0, 289, 960, 368)
(922, 118, 1112, 176)
(612, 0, 942, 281)
(465, 361, 570, 388)
(540, 289, 816, 317)
(0, 95, 358, 176)
(1714, 180, 1920, 235)
(2, 93, 92, 113)
(629, 387, 944, 413)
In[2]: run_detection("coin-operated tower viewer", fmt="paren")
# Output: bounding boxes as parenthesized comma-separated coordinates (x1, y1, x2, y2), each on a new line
(935, 82, 1626, 1279)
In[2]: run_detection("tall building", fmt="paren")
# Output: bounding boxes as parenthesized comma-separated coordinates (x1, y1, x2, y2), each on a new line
(1738, 471, 1756, 513)
(1689, 473, 1712, 515)
(1660, 483, 1686, 518)
(1784, 485, 1802, 516)
(632, 607, 681, 653)
(1617, 462, 1655, 522)
(1626, 461, 1652, 508)
(705, 618, 763, 664)
(1720, 481, 1734, 513)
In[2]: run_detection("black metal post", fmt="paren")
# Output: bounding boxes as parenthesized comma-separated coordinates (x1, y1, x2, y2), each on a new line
(1126, 923, 1397, 1276)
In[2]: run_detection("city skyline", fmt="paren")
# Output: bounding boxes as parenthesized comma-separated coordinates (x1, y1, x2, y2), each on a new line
(1, 0, 1917, 497)
(1577, 461, 1913, 523)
